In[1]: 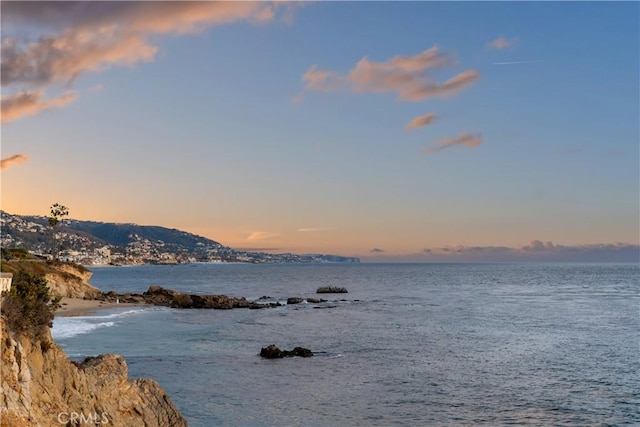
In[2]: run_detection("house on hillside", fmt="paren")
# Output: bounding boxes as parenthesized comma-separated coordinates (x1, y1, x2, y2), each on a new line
(0, 273, 13, 293)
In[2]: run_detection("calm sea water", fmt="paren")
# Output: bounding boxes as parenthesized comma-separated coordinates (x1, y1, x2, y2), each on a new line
(51, 263, 639, 426)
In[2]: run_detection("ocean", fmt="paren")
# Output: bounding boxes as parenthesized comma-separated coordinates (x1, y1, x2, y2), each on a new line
(51, 263, 639, 426)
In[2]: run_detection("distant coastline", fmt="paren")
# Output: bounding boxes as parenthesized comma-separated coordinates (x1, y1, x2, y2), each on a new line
(1, 211, 361, 265)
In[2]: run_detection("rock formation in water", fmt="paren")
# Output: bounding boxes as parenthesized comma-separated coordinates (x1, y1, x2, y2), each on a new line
(98, 285, 283, 309)
(0, 317, 187, 426)
(316, 286, 348, 294)
(259, 344, 314, 359)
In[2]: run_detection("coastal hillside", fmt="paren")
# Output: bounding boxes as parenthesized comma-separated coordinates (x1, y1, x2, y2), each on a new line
(0, 317, 186, 426)
(1, 250, 101, 299)
(1, 211, 360, 265)
(0, 266, 186, 426)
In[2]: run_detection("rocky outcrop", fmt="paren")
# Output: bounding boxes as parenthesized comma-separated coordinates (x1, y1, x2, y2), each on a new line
(259, 344, 314, 359)
(45, 263, 101, 299)
(1, 261, 101, 299)
(316, 286, 348, 294)
(0, 318, 187, 427)
(97, 286, 283, 310)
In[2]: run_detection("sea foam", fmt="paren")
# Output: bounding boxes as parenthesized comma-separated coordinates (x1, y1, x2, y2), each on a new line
(52, 308, 149, 340)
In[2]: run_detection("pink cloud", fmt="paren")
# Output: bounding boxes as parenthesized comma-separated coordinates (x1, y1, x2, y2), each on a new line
(1, 90, 76, 123)
(0, 154, 29, 170)
(302, 46, 479, 102)
(423, 132, 483, 154)
(404, 112, 437, 131)
(1, 2, 287, 88)
(487, 37, 516, 50)
(0, 0, 298, 138)
(247, 231, 280, 241)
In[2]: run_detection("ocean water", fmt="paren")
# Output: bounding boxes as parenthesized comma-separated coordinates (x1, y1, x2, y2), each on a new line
(51, 263, 639, 426)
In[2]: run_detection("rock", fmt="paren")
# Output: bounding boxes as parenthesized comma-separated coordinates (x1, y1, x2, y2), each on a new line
(260, 345, 314, 359)
(288, 347, 314, 358)
(0, 318, 187, 426)
(287, 297, 304, 305)
(316, 286, 348, 294)
(170, 294, 193, 308)
(99, 287, 284, 311)
(260, 344, 284, 358)
(305, 298, 327, 304)
(44, 263, 101, 299)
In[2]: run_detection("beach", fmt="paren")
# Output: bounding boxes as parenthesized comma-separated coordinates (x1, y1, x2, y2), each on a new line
(56, 297, 147, 317)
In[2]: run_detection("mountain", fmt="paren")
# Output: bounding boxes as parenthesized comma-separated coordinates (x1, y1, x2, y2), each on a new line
(0, 211, 359, 264)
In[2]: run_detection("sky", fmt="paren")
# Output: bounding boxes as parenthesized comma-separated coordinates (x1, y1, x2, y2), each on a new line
(1, 1, 638, 262)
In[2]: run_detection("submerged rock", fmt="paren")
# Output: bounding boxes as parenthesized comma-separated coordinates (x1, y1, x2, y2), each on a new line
(305, 298, 327, 304)
(287, 297, 304, 305)
(316, 286, 348, 294)
(260, 345, 314, 359)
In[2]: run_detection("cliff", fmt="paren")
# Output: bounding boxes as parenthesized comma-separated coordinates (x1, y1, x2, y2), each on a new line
(1, 260, 101, 299)
(43, 263, 101, 299)
(0, 316, 187, 426)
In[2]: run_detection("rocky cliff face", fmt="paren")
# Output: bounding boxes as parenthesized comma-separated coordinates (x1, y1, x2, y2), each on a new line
(0, 318, 187, 426)
(44, 264, 101, 299)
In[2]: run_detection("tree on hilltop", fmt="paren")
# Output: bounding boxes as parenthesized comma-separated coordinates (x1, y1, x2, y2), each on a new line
(48, 203, 69, 261)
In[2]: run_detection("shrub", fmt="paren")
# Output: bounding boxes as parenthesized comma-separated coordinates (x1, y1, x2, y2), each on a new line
(1, 270, 60, 343)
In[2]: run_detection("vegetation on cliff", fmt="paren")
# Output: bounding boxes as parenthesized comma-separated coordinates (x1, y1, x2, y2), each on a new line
(1, 250, 99, 299)
(1, 271, 60, 346)
(0, 252, 187, 426)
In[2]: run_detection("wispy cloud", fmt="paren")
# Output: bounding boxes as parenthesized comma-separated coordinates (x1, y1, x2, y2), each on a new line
(298, 227, 332, 232)
(423, 132, 483, 154)
(1, 154, 29, 170)
(492, 60, 540, 66)
(367, 241, 639, 262)
(1, 1, 292, 120)
(404, 112, 437, 131)
(370, 248, 385, 253)
(301, 45, 479, 102)
(422, 241, 640, 262)
(1, 90, 76, 123)
(247, 231, 280, 241)
(487, 37, 516, 50)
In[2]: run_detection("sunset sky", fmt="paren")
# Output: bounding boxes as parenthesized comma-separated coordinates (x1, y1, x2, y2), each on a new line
(1, 1, 638, 262)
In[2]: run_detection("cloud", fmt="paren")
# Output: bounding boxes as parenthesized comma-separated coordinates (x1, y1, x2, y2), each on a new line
(487, 37, 515, 50)
(1, 2, 285, 88)
(492, 60, 540, 66)
(370, 248, 385, 253)
(247, 231, 280, 241)
(522, 240, 555, 252)
(301, 45, 479, 102)
(423, 132, 483, 154)
(2, 2, 281, 34)
(1, 90, 76, 123)
(405, 112, 437, 131)
(1, 154, 29, 170)
(1, 33, 158, 87)
(418, 241, 640, 262)
(363, 241, 639, 262)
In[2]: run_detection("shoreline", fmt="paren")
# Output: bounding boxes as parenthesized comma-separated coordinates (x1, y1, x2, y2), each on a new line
(56, 297, 148, 317)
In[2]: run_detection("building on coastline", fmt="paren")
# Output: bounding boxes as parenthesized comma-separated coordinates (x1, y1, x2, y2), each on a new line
(0, 273, 13, 293)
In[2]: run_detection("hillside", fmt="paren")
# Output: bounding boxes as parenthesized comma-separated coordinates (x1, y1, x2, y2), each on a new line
(0, 211, 360, 265)
(0, 275, 185, 426)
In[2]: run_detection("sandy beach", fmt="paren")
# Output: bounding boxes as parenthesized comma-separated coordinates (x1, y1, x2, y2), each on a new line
(56, 297, 148, 317)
